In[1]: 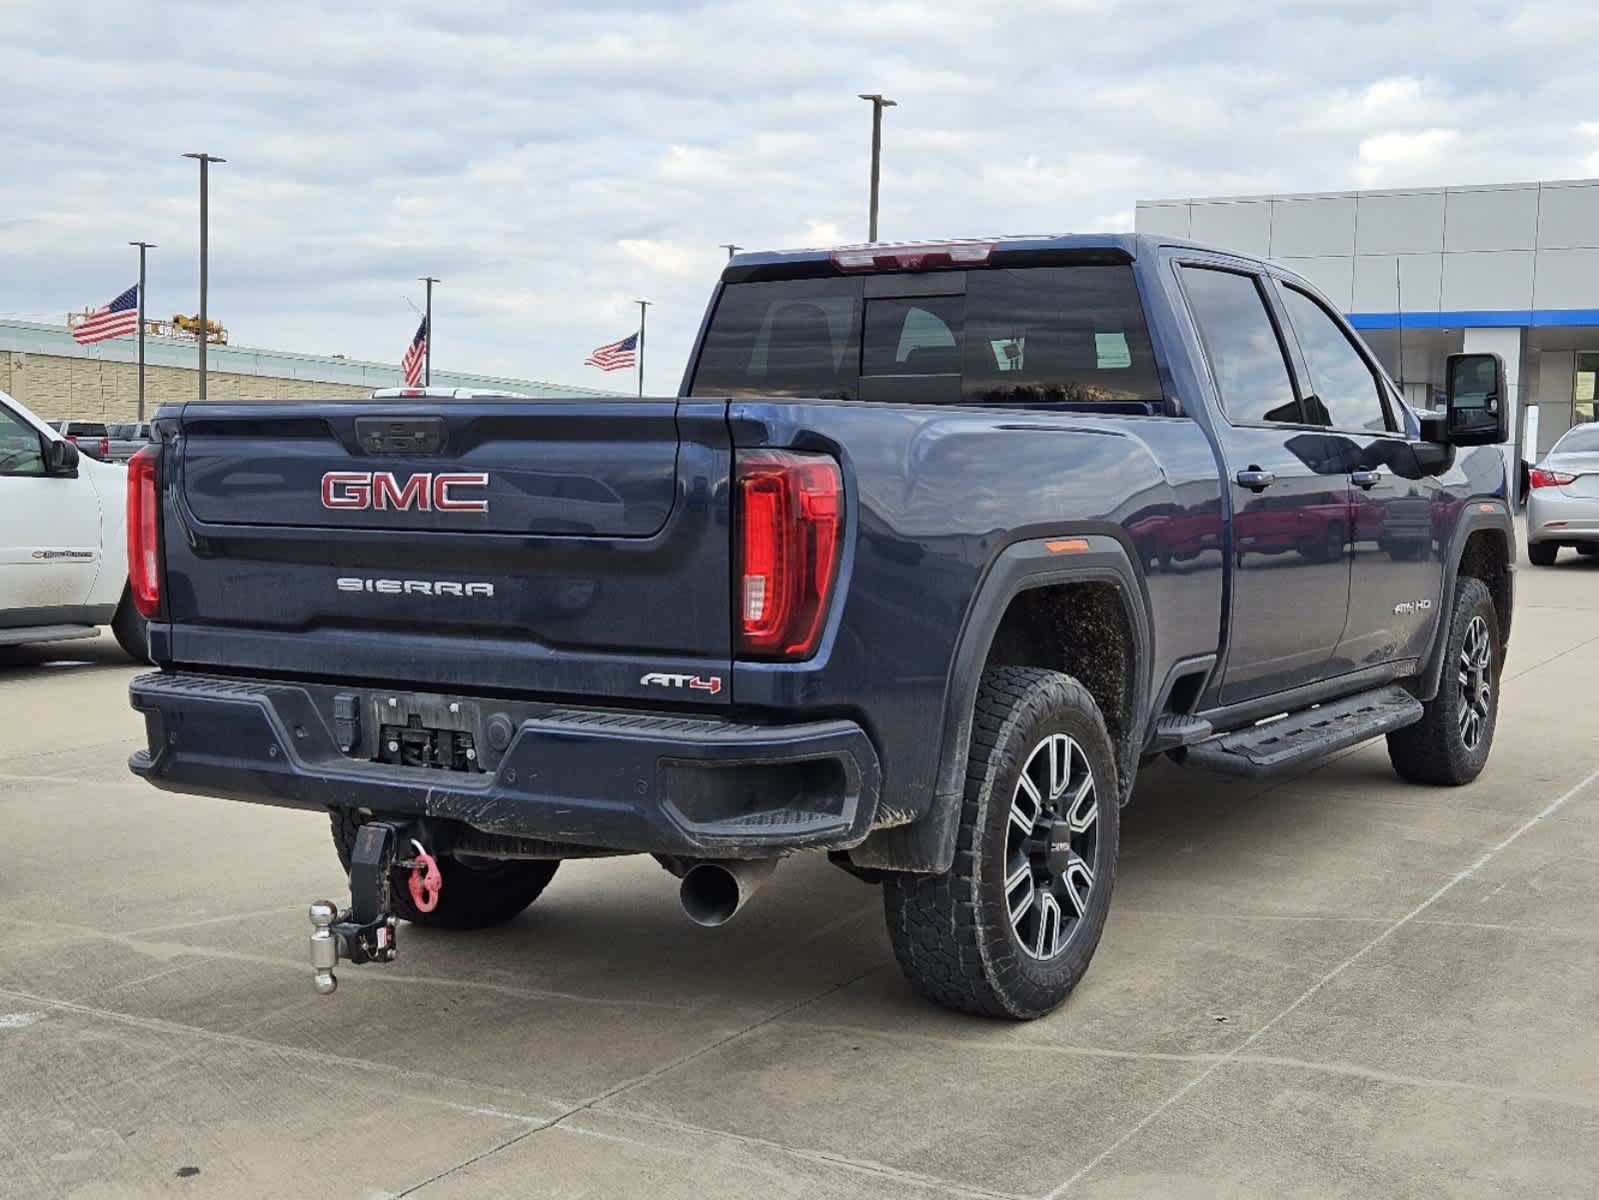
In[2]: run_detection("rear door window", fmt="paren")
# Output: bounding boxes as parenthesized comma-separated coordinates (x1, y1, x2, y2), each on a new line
(690, 264, 1164, 409)
(1178, 266, 1301, 425)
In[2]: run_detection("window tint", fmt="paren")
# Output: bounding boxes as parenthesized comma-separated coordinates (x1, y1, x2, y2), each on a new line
(1179, 267, 1299, 424)
(691, 277, 863, 399)
(690, 264, 1164, 408)
(0, 406, 47, 476)
(1280, 286, 1390, 432)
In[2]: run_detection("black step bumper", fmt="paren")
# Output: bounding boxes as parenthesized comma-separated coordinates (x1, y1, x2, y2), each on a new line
(129, 672, 881, 858)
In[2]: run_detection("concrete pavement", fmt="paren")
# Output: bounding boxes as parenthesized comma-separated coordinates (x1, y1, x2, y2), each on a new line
(3, 538, 1598, 1198)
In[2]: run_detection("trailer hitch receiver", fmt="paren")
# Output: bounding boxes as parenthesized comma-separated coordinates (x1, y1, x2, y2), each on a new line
(308, 821, 403, 995)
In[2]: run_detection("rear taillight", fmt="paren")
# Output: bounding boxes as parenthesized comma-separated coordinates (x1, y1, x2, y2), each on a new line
(98, 436, 109, 459)
(1530, 468, 1576, 489)
(736, 450, 842, 659)
(128, 445, 161, 618)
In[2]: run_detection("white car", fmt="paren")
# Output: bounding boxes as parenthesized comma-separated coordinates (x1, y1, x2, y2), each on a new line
(0, 390, 147, 659)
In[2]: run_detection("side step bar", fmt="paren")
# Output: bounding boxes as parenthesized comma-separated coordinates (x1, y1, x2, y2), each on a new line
(1177, 685, 1423, 778)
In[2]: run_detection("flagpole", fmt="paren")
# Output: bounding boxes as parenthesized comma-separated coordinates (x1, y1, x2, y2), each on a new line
(636, 299, 651, 399)
(420, 276, 438, 386)
(130, 241, 155, 421)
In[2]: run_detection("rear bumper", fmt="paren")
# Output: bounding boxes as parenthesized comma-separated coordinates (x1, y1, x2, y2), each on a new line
(1526, 490, 1599, 542)
(128, 672, 881, 858)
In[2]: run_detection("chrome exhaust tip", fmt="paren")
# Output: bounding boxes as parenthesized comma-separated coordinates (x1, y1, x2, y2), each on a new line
(679, 859, 778, 927)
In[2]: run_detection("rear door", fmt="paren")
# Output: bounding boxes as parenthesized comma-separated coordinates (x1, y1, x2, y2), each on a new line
(162, 397, 733, 704)
(1177, 263, 1352, 703)
(1272, 281, 1444, 669)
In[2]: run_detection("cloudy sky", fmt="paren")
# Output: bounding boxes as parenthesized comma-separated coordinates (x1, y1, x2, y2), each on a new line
(4, 0, 1596, 393)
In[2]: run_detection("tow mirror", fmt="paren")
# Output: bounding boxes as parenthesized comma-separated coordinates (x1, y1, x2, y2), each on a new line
(1440, 352, 1509, 446)
(43, 436, 80, 475)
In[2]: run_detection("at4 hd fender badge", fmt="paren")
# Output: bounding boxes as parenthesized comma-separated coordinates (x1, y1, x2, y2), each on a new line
(641, 671, 724, 696)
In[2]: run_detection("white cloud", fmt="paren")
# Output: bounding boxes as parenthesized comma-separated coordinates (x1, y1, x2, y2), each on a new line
(1, 0, 1594, 392)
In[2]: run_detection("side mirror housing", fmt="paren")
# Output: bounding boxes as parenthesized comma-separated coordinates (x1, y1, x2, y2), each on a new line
(1441, 352, 1510, 445)
(43, 436, 80, 475)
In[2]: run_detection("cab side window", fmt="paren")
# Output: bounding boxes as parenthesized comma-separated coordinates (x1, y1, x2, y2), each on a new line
(1279, 286, 1393, 433)
(1179, 266, 1301, 425)
(0, 405, 47, 476)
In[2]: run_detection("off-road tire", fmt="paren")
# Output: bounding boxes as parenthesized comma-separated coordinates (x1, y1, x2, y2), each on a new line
(111, 589, 151, 663)
(1386, 577, 1500, 786)
(1527, 541, 1558, 566)
(882, 666, 1119, 1019)
(330, 810, 559, 930)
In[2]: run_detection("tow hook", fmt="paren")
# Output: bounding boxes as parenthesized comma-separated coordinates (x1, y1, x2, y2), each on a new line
(308, 821, 405, 995)
(405, 839, 442, 913)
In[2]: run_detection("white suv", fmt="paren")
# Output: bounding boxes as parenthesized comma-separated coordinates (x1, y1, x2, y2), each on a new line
(0, 391, 147, 659)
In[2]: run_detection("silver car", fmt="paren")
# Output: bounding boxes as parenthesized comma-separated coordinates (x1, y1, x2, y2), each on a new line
(1526, 422, 1599, 564)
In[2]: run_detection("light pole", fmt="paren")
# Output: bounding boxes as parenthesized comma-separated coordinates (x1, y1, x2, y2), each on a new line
(419, 276, 439, 385)
(182, 152, 225, 400)
(857, 94, 896, 242)
(636, 299, 651, 399)
(720, 243, 743, 260)
(129, 241, 155, 421)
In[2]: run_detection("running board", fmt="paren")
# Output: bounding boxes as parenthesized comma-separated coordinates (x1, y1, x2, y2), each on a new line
(1177, 685, 1424, 777)
(0, 624, 98, 647)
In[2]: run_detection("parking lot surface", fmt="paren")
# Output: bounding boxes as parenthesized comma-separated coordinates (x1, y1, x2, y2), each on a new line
(4, 533, 1598, 1198)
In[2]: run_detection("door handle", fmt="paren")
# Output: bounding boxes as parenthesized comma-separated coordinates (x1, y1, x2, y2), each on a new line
(1351, 469, 1382, 490)
(1234, 468, 1275, 492)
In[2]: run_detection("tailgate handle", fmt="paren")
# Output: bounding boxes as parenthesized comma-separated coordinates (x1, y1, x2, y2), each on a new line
(355, 416, 448, 456)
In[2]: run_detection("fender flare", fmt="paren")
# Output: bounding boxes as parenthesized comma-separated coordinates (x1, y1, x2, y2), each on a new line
(849, 533, 1152, 874)
(1415, 499, 1515, 703)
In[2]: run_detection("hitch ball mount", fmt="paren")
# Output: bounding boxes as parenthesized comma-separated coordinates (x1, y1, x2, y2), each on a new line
(308, 820, 408, 995)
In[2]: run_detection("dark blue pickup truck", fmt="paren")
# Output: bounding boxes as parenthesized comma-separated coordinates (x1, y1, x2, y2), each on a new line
(127, 234, 1513, 1018)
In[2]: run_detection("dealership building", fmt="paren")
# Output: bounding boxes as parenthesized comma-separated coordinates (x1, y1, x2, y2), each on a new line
(0, 318, 618, 423)
(1136, 178, 1599, 461)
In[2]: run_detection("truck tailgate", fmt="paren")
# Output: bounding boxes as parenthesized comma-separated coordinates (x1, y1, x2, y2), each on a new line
(157, 398, 733, 705)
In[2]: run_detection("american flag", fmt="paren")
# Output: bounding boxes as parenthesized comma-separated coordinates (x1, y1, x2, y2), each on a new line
(401, 317, 428, 386)
(70, 285, 140, 345)
(585, 332, 637, 372)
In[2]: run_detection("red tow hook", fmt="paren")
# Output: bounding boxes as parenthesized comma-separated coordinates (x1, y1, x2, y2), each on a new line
(406, 839, 443, 913)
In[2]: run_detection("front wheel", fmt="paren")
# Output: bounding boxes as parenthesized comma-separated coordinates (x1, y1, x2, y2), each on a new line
(883, 666, 1119, 1019)
(1386, 577, 1500, 786)
(330, 811, 559, 930)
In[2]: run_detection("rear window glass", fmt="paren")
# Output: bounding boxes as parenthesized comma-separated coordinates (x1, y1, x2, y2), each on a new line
(1553, 423, 1599, 453)
(691, 265, 1163, 408)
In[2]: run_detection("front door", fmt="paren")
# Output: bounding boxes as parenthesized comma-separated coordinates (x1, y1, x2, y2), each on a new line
(1177, 264, 1352, 704)
(1271, 282, 1444, 669)
(0, 401, 101, 620)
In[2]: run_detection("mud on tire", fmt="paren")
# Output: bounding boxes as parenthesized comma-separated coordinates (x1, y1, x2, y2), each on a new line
(882, 666, 1120, 1019)
(330, 810, 559, 930)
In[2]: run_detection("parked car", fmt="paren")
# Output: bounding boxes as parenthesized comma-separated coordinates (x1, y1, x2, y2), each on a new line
(49, 420, 115, 462)
(0, 392, 148, 659)
(126, 233, 1512, 1017)
(1526, 421, 1599, 565)
(106, 422, 156, 463)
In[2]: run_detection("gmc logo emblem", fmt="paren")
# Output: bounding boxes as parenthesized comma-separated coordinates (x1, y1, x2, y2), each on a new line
(321, 471, 490, 513)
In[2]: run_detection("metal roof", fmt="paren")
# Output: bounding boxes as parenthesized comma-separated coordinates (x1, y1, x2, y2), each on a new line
(0, 319, 623, 398)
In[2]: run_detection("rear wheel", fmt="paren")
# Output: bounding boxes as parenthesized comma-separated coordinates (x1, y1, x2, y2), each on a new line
(330, 811, 559, 930)
(1386, 577, 1499, 786)
(882, 667, 1119, 1019)
(1527, 541, 1558, 566)
(1578, 545, 1599, 557)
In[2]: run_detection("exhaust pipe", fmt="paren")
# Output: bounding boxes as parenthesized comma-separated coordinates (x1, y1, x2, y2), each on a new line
(679, 859, 778, 927)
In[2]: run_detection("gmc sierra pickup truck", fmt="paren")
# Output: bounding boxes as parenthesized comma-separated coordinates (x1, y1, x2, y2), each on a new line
(127, 234, 1513, 1019)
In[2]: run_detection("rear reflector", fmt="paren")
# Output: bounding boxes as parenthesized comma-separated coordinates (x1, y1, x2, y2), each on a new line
(128, 445, 161, 618)
(736, 450, 842, 659)
(1529, 468, 1576, 488)
(831, 241, 996, 273)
